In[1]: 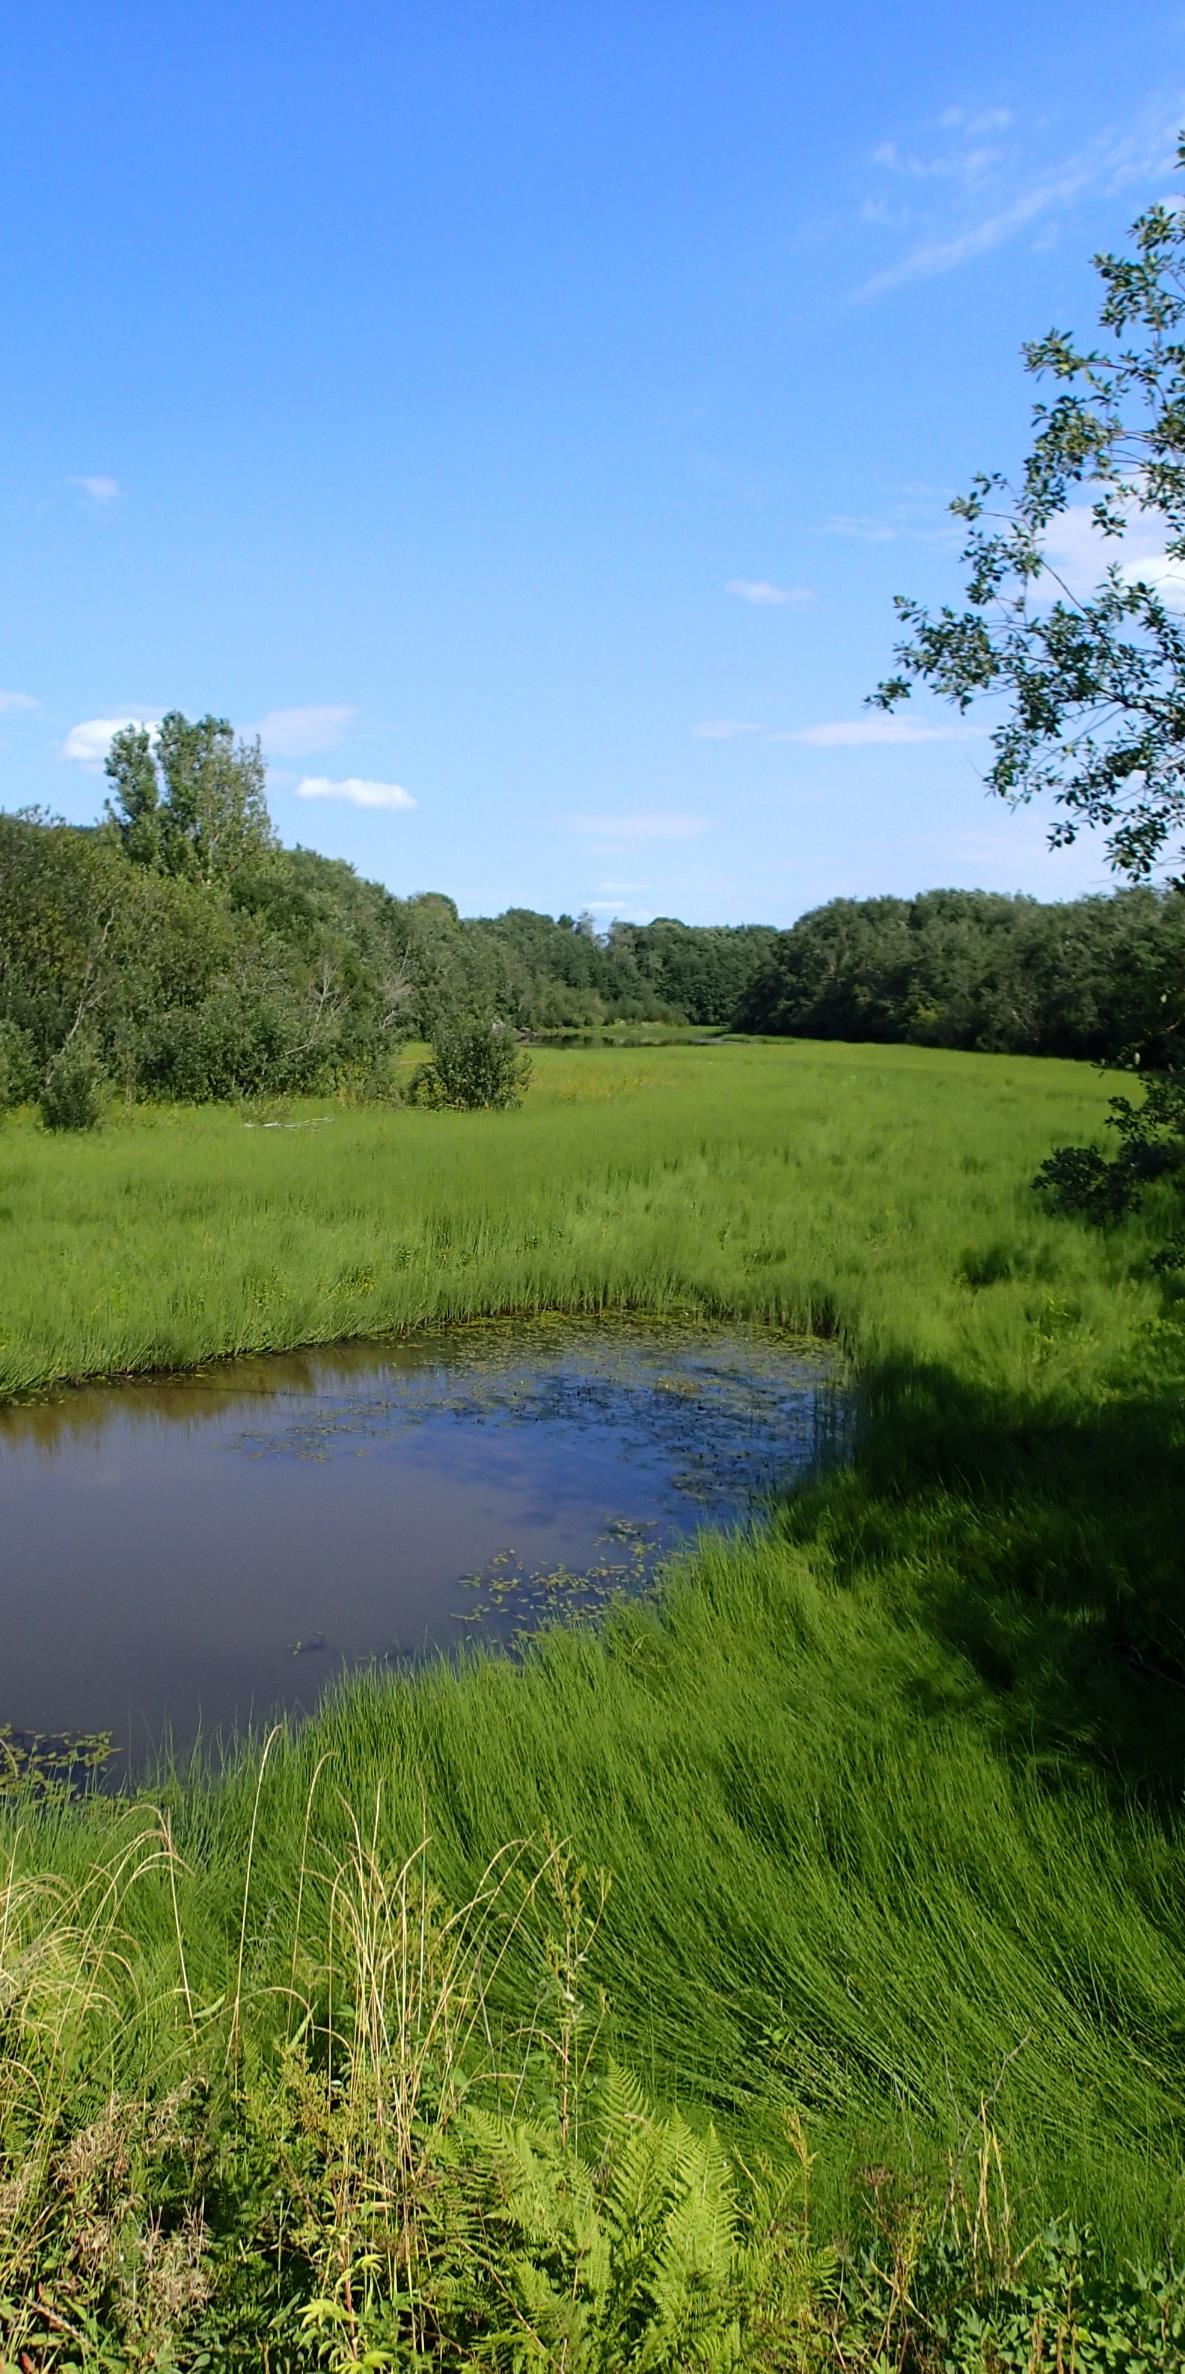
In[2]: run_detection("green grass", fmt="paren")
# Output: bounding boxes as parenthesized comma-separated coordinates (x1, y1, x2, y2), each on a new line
(0, 1040, 1164, 1397)
(2, 1039, 1184, 2345)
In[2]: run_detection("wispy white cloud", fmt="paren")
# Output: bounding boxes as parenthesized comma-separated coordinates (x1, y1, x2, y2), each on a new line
(585, 898, 653, 915)
(62, 715, 158, 767)
(938, 106, 1016, 135)
(257, 704, 358, 756)
(824, 513, 900, 544)
(860, 98, 1182, 298)
(823, 495, 961, 549)
(725, 578, 812, 606)
(295, 775, 415, 812)
(772, 716, 985, 748)
(687, 707, 985, 751)
(870, 136, 1004, 184)
(68, 475, 122, 504)
(906, 814, 1109, 894)
(863, 171, 1091, 295)
(692, 719, 762, 741)
(571, 811, 708, 842)
(0, 690, 38, 715)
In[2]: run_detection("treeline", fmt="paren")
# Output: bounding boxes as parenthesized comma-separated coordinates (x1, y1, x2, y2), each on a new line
(0, 713, 776, 1108)
(739, 887, 1185, 1066)
(4, 715, 1184, 1111)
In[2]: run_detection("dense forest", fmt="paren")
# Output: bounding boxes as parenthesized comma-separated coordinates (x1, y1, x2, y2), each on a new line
(2, 715, 1184, 1112)
(740, 886, 1185, 1064)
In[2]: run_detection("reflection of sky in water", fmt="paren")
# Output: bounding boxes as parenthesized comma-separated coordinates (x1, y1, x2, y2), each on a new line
(0, 1320, 843, 1771)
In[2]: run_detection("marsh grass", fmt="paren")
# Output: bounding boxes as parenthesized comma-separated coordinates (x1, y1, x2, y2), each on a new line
(3, 1783, 1183, 2364)
(2, 1040, 1185, 2356)
(0, 1040, 1166, 1398)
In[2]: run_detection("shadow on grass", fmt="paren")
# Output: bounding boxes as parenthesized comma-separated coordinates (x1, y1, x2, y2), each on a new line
(776, 1350, 1185, 1798)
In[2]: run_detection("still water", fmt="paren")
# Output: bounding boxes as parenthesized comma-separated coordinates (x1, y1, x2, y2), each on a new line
(0, 1318, 840, 1773)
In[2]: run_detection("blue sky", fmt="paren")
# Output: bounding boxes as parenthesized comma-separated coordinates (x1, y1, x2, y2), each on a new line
(2, 0, 1182, 924)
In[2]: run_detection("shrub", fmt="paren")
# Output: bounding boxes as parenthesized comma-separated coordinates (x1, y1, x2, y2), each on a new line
(409, 1016, 532, 1111)
(0, 1018, 37, 1111)
(341, 1040, 408, 1104)
(1034, 1070, 1185, 1271)
(38, 1039, 106, 1132)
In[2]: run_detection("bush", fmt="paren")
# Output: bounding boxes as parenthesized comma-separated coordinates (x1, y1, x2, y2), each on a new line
(409, 1016, 532, 1111)
(38, 1039, 106, 1132)
(341, 1040, 408, 1105)
(1034, 1070, 1185, 1271)
(0, 1018, 37, 1112)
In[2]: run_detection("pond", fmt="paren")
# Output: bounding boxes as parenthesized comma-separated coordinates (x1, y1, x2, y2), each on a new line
(0, 1317, 843, 1778)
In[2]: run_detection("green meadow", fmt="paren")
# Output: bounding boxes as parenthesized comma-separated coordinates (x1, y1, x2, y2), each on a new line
(2, 1040, 1184, 2363)
(0, 1039, 1162, 1394)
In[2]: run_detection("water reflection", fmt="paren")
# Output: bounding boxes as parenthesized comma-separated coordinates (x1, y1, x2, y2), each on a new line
(0, 1318, 842, 1771)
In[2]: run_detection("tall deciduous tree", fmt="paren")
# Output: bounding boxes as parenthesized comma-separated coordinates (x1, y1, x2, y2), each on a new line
(875, 146, 1185, 886)
(874, 156, 1185, 1260)
(105, 711, 274, 886)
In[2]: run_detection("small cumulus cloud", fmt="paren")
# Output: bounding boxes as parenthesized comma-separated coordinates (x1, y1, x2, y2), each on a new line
(295, 776, 416, 812)
(571, 811, 708, 842)
(773, 717, 984, 748)
(1125, 550, 1185, 607)
(1040, 499, 1185, 610)
(257, 705, 358, 756)
(1040, 505, 1130, 592)
(725, 578, 812, 606)
(62, 715, 159, 767)
(692, 719, 762, 741)
(69, 476, 122, 504)
(0, 690, 39, 714)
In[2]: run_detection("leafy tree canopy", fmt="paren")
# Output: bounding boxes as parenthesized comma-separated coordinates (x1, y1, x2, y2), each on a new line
(875, 147, 1185, 886)
(0, 783, 778, 1111)
(105, 711, 274, 886)
(738, 885, 1185, 1063)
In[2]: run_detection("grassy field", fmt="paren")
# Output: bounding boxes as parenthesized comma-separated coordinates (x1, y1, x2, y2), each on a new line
(0, 1039, 1167, 1396)
(2, 1041, 1184, 2362)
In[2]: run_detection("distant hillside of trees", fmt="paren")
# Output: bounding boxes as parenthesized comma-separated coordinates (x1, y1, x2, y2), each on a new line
(738, 887, 1185, 1065)
(3, 724, 1183, 1112)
